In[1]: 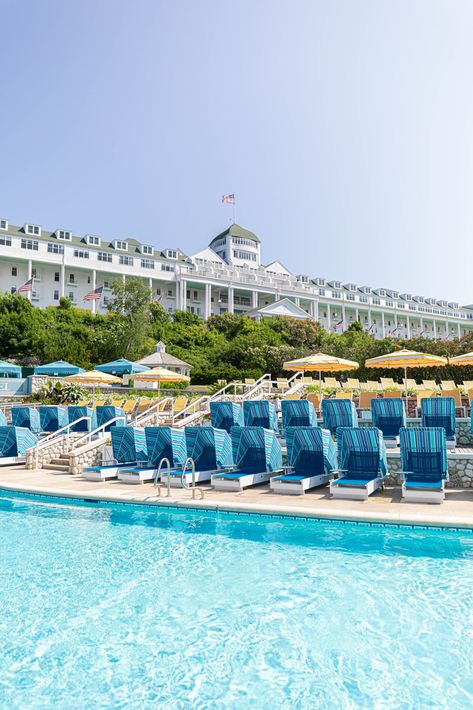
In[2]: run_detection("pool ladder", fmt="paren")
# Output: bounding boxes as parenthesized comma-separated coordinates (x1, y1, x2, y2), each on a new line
(153, 457, 204, 499)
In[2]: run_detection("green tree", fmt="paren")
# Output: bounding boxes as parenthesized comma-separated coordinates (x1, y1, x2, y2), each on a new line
(106, 278, 153, 358)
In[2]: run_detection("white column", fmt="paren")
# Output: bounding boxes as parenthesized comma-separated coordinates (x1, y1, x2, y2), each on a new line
(181, 279, 187, 311)
(92, 269, 97, 314)
(294, 296, 300, 307)
(342, 305, 346, 331)
(457, 323, 461, 339)
(326, 304, 331, 331)
(204, 283, 211, 320)
(252, 291, 258, 309)
(420, 317, 424, 335)
(27, 260, 32, 301)
(368, 309, 372, 331)
(310, 300, 317, 320)
(60, 264, 65, 297)
(433, 320, 437, 339)
(228, 286, 234, 314)
(445, 319, 449, 339)
(381, 311, 385, 338)
(394, 312, 398, 334)
(355, 307, 359, 322)
(407, 316, 411, 339)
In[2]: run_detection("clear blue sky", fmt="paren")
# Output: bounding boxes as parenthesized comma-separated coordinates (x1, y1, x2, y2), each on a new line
(2, 0, 473, 303)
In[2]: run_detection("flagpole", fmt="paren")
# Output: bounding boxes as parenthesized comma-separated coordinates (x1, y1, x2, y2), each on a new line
(233, 195, 236, 225)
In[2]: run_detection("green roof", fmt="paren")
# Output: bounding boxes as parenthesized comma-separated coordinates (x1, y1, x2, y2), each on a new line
(210, 223, 260, 245)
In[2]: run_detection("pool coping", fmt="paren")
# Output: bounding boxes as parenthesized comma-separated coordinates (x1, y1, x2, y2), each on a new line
(1, 481, 472, 531)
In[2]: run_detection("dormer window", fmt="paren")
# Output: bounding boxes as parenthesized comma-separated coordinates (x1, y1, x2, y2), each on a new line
(141, 245, 153, 256)
(86, 235, 101, 246)
(166, 249, 178, 259)
(114, 240, 128, 251)
(314, 277, 326, 286)
(0, 219, 7, 230)
(25, 224, 41, 236)
(56, 229, 72, 241)
(344, 283, 357, 292)
(297, 274, 309, 283)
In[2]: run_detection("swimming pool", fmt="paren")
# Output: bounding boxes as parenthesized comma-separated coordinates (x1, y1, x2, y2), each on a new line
(1, 493, 472, 709)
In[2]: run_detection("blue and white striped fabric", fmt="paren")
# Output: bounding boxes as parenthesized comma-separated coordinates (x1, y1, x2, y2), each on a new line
(185, 426, 233, 471)
(281, 400, 317, 430)
(110, 427, 148, 464)
(209, 401, 243, 433)
(285, 426, 337, 476)
(68, 406, 97, 432)
(231, 426, 282, 474)
(0, 426, 38, 458)
(337, 427, 387, 479)
(0, 411, 6, 427)
(144, 427, 188, 468)
(243, 401, 278, 432)
(321, 399, 358, 436)
(11, 407, 42, 434)
(399, 427, 447, 482)
(371, 398, 406, 438)
(39, 406, 68, 432)
(96, 406, 126, 432)
(421, 398, 456, 439)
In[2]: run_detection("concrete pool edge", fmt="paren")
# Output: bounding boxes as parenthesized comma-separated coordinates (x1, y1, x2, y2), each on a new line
(1, 481, 472, 531)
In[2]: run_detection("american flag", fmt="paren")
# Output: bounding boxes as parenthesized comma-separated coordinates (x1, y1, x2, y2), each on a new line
(83, 285, 103, 301)
(331, 320, 343, 331)
(18, 278, 33, 293)
(222, 193, 235, 204)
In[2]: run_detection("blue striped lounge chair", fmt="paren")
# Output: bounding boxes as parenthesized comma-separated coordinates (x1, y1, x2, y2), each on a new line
(0, 426, 38, 465)
(68, 405, 97, 432)
(166, 426, 234, 487)
(329, 427, 388, 500)
(243, 400, 279, 432)
(118, 426, 187, 484)
(371, 398, 406, 447)
(39, 405, 69, 433)
(400, 427, 448, 504)
(281, 400, 317, 431)
(83, 427, 148, 481)
(212, 426, 283, 491)
(0, 411, 6, 427)
(421, 397, 456, 448)
(96, 406, 127, 432)
(270, 427, 337, 495)
(209, 401, 243, 433)
(321, 399, 358, 437)
(11, 407, 42, 434)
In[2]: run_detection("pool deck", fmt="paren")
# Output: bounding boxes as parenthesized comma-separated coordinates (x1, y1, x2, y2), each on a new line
(0, 465, 472, 528)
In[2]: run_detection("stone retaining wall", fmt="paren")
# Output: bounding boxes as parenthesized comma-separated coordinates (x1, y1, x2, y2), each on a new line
(69, 439, 110, 475)
(385, 452, 473, 488)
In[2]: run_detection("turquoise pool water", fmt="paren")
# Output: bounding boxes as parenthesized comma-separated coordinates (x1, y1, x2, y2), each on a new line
(1, 493, 472, 709)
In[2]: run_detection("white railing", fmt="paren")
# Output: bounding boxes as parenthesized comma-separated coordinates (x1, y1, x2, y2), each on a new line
(68, 416, 127, 452)
(131, 397, 173, 427)
(31, 416, 92, 469)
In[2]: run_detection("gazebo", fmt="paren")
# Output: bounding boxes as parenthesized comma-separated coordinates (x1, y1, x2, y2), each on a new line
(34, 360, 85, 376)
(95, 358, 150, 376)
(136, 342, 192, 377)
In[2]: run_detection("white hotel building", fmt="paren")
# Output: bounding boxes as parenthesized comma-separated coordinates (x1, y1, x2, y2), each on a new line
(0, 218, 472, 340)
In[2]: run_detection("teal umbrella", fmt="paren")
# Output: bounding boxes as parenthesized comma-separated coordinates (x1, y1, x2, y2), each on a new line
(0, 360, 22, 378)
(95, 358, 150, 376)
(34, 360, 85, 376)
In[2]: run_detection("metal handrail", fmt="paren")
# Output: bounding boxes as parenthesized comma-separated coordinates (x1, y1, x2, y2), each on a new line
(180, 457, 204, 499)
(31, 416, 92, 469)
(131, 397, 173, 426)
(154, 457, 171, 497)
(70, 416, 127, 451)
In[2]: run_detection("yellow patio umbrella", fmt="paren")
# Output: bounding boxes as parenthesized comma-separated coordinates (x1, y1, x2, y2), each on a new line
(132, 366, 190, 391)
(283, 352, 359, 393)
(364, 349, 448, 397)
(448, 352, 473, 366)
(63, 369, 123, 385)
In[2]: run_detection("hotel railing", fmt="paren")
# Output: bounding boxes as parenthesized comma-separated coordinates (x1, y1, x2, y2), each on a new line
(30, 416, 92, 469)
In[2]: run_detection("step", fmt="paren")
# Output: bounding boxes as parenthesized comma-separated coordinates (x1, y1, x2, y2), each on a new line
(43, 463, 70, 472)
(50, 457, 70, 465)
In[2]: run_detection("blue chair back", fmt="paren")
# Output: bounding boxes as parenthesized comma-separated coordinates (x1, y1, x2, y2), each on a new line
(337, 427, 387, 480)
(321, 399, 358, 436)
(400, 427, 447, 482)
(110, 427, 148, 464)
(371, 398, 406, 438)
(281, 400, 317, 430)
(231, 426, 282, 474)
(39, 406, 68, 432)
(0, 411, 6, 427)
(209, 401, 243, 433)
(68, 406, 97, 432)
(144, 427, 187, 468)
(421, 398, 455, 439)
(185, 426, 233, 471)
(11, 407, 41, 433)
(96, 406, 126, 432)
(242, 400, 278, 431)
(285, 426, 337, 476)
(0, 426, 38, 457)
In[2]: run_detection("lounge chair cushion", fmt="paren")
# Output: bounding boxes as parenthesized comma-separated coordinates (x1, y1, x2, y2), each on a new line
(404, 479, 443, 490)
(214, 470, 265, 479)
(272, 475, 311, 482)
(332, 477, 378, 487)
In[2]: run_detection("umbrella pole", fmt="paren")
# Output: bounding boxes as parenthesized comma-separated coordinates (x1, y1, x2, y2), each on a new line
(404, 365, 408, 400)
(319, 370, 322, 398)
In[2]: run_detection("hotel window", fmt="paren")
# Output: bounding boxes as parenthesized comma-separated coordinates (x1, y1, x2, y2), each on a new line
(166, 249, 178, 259)
(141, 259, 154, 269)
(119, 255, 134, 266)
(346, 294, 355, 301)
(232, 237, 255, 247)
(54, 272, 60, 282)
(57, 230, 72, 241)
(161, 264, 174, 272)
(141, 245, 153, 255)
(156, 288, 161, 296)
(97, 252, 113, 263)
(233, 250, 256, 261)
(48, 243, 64, 254)
(11, 267, 17, 276)
(332, 291, 341, 299)
(73, 249, 89, 259)
(167, 289, 173, 297)
(103, 281, 110, 289)
(11, 287, 16, 294)
(114, 240, 128, 251)
(318, 288, 325, 296)
(0, 234, 12, 246)
(25, 224, 40, 236)
(0, 219, 7, 230)
(54, 290, 59, 300)
(409, 304, 417, 311)
(87, 235, 101, 246)
(21, 238, 39, 251)
(69, 274, 75, 284)
(32, 268, 37, 278)
(372, 298, 380, 305)
(359, 296, 368, 303)
(386, 300, 394, 307)
(68, 292, 74, 301)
